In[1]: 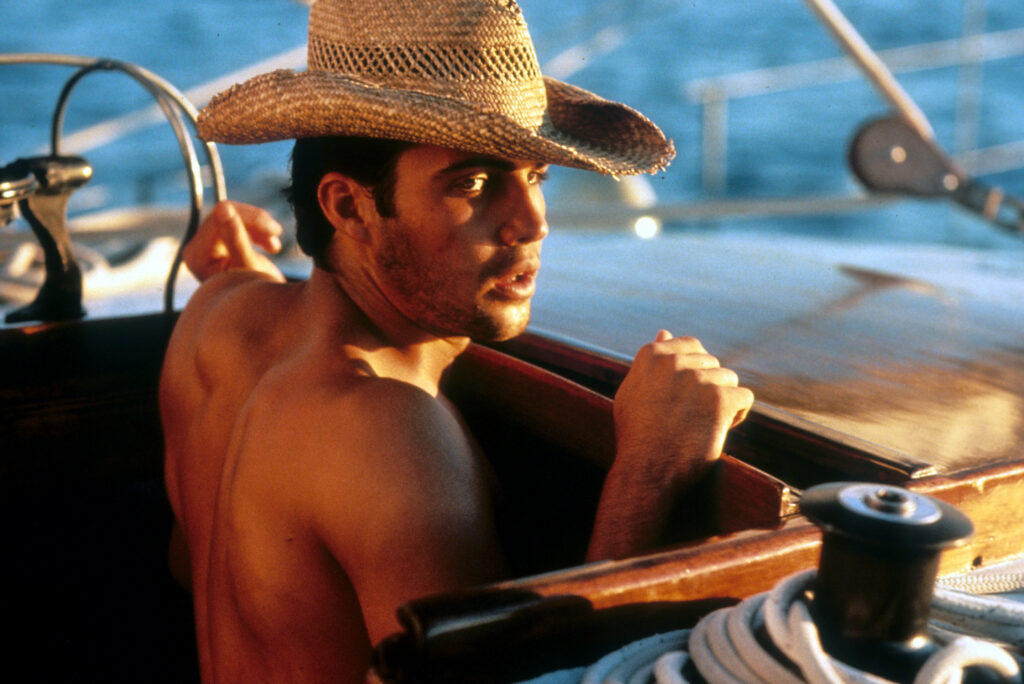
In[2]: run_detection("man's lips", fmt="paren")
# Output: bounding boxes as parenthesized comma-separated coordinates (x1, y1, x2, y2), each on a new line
(491, 261, 539, 300)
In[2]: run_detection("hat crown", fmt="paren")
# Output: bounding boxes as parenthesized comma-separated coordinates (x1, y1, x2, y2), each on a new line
(307, 0, 547, 128)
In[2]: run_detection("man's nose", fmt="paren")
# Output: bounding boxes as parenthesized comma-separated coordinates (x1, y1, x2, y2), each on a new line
(498, 184, 548, 246)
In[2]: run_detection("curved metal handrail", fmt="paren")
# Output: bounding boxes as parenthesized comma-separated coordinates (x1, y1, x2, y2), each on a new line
(1, 53, 226, 313)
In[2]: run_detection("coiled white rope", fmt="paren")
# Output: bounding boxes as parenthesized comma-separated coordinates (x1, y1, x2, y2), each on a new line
(939, 570, 1024, 596)
(580, 570, 1022, 684)
(580, 629, 690, 684)
(932, 569, 1024, 654)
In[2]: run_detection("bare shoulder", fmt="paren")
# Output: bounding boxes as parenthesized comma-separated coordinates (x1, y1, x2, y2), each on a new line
(268, 376, 486, 515)
(251, 372, 500, 551)
(160, 270, 295, 467)
(250, 375, 505, 640)
(170, 270, 285, 347)
(162, 271, 291, 387)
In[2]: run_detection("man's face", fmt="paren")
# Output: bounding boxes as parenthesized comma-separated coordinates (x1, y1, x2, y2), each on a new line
(368, 145, 550, 341)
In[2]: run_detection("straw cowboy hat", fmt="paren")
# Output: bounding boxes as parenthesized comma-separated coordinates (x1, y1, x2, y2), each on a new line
(197, 0, 674, 176)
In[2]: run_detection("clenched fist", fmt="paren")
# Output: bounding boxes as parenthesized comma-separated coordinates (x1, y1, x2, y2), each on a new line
(613, 329, 753, 486)
(588, 330, 754, 560)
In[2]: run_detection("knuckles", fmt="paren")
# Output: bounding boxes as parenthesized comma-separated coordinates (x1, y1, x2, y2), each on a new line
(614, 337, 757, 461)
(622, 338, 751, 412)
(635, 335, 702, 360)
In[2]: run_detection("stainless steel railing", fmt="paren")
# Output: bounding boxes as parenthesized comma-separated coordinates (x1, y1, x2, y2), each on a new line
(686, 24, 1024, 196)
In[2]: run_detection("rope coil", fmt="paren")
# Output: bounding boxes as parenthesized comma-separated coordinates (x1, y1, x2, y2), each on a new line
(579, 570, 1024, 684)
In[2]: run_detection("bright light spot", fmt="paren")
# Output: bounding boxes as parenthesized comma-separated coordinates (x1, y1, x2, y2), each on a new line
(889, 145, 907, 164)
(633, 215, 661, 239)
(943, 173, 960, 191)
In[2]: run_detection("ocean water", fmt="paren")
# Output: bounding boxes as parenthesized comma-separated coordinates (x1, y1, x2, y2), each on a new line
(2, 0, 1024, 250)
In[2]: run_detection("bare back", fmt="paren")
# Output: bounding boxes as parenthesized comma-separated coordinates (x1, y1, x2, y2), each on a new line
(160, 270, 504, 683)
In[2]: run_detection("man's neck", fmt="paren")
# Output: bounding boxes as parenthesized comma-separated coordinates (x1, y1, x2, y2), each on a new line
(303, 267, 470, 396)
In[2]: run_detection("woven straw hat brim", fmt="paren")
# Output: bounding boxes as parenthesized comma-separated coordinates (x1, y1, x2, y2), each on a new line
(197, 69, 675, 176)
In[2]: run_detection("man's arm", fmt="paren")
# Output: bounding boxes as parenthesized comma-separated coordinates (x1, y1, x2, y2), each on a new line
(162, 201, 285, 590)
(587, 330, 754, 561)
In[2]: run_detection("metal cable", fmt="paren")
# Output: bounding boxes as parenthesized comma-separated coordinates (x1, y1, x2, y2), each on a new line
(51, 60, 203, 313)
(800, 0, 936, 143)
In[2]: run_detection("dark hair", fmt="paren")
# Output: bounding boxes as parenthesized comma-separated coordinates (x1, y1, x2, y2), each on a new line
(284, 136, 413, 267)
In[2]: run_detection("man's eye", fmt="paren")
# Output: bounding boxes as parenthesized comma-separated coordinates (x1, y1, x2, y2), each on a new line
(454, 175, 487, 194)
(530, 169, 550, 185)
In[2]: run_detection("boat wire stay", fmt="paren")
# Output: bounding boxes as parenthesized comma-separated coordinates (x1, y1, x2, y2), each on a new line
(682, 0, 1024, 237)
(688, 2, 1024, 214)
(799, 0, 1024, 237)
(801, 0, 937, 144)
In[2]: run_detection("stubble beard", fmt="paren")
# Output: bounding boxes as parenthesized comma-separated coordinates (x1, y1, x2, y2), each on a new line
(374, 227, 530, 342)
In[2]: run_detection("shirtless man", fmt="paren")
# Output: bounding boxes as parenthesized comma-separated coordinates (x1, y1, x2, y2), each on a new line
(160, 1, 753, 682)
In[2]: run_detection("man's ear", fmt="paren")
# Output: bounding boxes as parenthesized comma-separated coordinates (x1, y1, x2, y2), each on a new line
(318, 172, 375, 244)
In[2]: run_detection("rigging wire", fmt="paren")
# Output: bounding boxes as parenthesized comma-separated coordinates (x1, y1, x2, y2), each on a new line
(800, 0, 936, 145)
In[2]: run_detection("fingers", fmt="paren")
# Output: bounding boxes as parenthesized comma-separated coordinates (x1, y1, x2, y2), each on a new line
(613, 334, 755, 485)
(624, 330, 754, 433)
(181, 211, 226, 281)
(649, 334, 708, 356)
(693, 366, 737, 386)
(636, 334, 713, 372)
(211, 201, 282, 254)
(183, 203, 224, 262)
(730, 387, 755, 428)
(222, 202, 264, 266)
(183, 201, 286, 282)
(231, 202, 284, 254)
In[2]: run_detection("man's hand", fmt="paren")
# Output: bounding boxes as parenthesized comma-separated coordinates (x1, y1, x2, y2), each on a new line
(183, 200, 285, 282)
(613, 329, 753, 485)
(588, 330, 754, 561)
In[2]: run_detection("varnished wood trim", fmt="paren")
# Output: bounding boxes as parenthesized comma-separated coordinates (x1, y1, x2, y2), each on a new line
(448, 343, 616, 469)
(907, 462, 1024, 574)
(489, 519, 822, 608)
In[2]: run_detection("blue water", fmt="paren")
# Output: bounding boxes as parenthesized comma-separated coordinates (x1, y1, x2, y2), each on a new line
(2, 0, 1024, 250)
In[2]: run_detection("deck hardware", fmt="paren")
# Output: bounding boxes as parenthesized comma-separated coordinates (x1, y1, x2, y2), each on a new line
(0, 165, 38, 227)
(850, 114, 1024, 236)
(2, 155, 92, 323)
(801, 482, 976, 682)
(0, 54, 227, 321)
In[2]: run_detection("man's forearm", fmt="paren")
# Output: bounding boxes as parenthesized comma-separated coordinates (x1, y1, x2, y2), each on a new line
(585, 458, 683, 562)
(591, 330, 754, 562)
